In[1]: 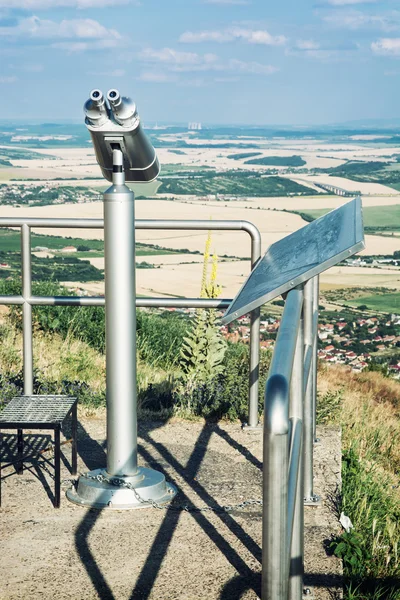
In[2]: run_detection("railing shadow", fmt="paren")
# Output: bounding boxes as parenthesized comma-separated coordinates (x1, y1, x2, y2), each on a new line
(0, 432, 57, 505)
(213, 424, 262, 472)
(73, 421, 261, 600)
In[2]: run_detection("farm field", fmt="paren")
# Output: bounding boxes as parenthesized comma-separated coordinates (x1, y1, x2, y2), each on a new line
(294, 205, 400, 232)
(1, 130, 400, 298)
(347, 292, 400, 313)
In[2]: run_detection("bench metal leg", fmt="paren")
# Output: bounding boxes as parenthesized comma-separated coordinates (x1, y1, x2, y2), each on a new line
(17, 429, 23, 474)
(54, 426, 60, 508)
(0, 429, 2, 507)
(71, 404, 77, 476)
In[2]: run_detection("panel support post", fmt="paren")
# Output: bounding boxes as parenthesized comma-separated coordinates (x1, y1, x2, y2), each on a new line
(246, 226, 262, 429)
(303, 279, 315, 503)
(21, 224, 33, 395)
(312, 276, 319, 440)
(289, 295, 304, 600)
(67, 149, 176, 509)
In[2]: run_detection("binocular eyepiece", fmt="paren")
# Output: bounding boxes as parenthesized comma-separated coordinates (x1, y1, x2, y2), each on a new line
(84, 88, 159, 183)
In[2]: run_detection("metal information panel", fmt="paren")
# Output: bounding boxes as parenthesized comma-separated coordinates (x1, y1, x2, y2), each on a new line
(222, 197, 364, 325)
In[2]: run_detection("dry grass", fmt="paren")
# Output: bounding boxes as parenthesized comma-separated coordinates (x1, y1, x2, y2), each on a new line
(319, 364, 400, 474)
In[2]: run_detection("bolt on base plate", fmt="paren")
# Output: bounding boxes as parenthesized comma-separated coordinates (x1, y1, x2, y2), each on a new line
(304, 494, 321, 507)
(242, 422, 263, 432)
(66, 466, 177, 510)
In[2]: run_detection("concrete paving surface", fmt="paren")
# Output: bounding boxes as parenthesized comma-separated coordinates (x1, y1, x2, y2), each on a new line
(0, 417, 342, 600)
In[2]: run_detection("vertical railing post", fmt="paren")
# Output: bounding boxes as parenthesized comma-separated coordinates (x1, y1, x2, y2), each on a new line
(312, 276, 320, 440)
(21, 224, 33, 395)
(262, 287, 303, 600)
(247, 227, 262, 428)
(288, 289, 304, 600)
(303, 279, 314, 502)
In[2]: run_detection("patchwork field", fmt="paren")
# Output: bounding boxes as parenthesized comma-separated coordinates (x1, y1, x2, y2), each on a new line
(2, 130, 400, 298)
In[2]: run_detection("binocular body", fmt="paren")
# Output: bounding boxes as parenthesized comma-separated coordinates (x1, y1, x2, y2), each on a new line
(84, 89, 159, 183)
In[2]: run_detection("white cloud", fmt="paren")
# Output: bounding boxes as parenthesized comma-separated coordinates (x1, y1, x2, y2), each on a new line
(139, 47, 218, 66)
(0, 15, 122, 50)
(24, 63, 44, 71)
(214, 76, 240, 82)
(53, 39, 120, 51)
(0, 0, 136, 8)
(180, 26, 286, 46)
(322, 10, 399, 31)
(325, 0, 377, 5)
(203, 0, 250, 4)
(229, 59, 278, 75)
(296, 39, 320, 50)
(0, 75, 17, 82)
(11, 16, 121, 39)
(139, 47, 278, 78)
(371, 38, 400, 55)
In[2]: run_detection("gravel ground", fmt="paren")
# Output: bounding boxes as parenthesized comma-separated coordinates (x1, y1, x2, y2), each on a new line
(0, 417, 342, 600)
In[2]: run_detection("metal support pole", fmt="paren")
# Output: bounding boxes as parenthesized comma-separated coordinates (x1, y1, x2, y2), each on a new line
(303, 279, 314, 503)
(262, 288, 303, 600)
(21, 224, 33, 395)
(104, 149, 137, 477)
(312, 276, 319, 440)
(67, 150, 176, 509)
(289, 301, 304, 600)
(247, 227, 262, 429)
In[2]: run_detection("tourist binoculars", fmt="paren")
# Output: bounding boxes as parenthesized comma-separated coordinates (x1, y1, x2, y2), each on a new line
(84, 89, 159, 183)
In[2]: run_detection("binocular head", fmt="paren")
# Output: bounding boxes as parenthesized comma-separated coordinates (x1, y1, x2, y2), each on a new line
(84, 89, 159, 183)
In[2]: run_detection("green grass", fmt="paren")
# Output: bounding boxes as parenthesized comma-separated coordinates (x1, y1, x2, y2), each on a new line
(158, 172, 320, 197)
(226, 152, 262, 160)
(244, 155, 306, 167)
(347, 292, 400, 313)
(295, 205, 400, 233)
(0, 229, 104, 252)
(317, 378, 400, 600)
(0, 230, 183, 256)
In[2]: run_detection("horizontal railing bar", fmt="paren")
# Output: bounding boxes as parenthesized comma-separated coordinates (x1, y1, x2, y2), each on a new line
(0, 218, 258, 233)
(303, 344, 313, 397)
(0, 295, 232, 309)
(287, 417, 303, 552)
(0, 295, 24, 305)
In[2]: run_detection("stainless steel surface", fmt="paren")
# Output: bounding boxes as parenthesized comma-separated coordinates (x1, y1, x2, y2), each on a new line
(222, 197, 365, 324)
(0, 216, 259, 232)
(248, 225, 262, 428)
(0, 295, 24, 305)
(288, 418, 302, 550)
(0, 216, 261, 425)
(20, 296, 232, 308)
(312, 276, 319, 440)
(104, 151, 138, 477)
(265, 288, 303, 435)
(262, 288, 303, 600)
(21, 224, 33, 396)
(84, 89, 159, 183)
(84, 90, 110, 127)
(289, 310, 304, 600)
(303, 279, 315, 502)
(67, 467, 177, 510)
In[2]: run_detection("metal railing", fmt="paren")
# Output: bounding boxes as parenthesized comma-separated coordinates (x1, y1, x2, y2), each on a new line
(0, 217, 262, 426)
(262, 276, 319, 600)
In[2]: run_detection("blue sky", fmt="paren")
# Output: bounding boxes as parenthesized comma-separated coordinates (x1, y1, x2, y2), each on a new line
(0, 0, 399, 125)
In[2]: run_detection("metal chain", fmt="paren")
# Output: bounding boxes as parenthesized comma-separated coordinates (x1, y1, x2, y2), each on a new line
(78, 472, 262, 513)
